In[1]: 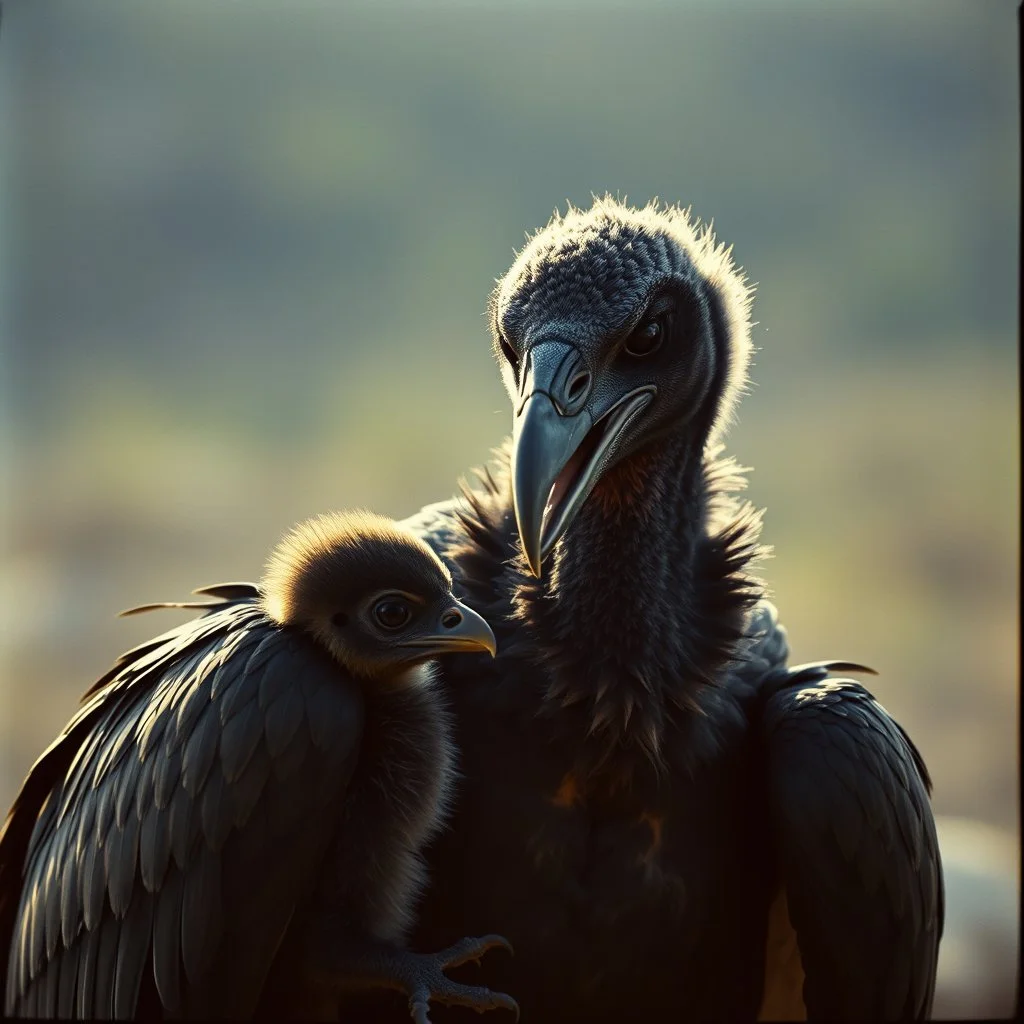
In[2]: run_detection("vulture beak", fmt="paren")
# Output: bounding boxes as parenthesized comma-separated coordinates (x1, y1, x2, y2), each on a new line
(415, 600, 497, 657)
(511, 341, 655, 578)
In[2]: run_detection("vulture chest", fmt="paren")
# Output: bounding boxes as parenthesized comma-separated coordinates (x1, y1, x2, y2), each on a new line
(413, 687, 777, 1022)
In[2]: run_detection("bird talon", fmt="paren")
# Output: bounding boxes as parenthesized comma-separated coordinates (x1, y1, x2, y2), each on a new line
(391, 939, 518, 1022)
(437, 933, 514, 971)
(408, 987, 433, 1024)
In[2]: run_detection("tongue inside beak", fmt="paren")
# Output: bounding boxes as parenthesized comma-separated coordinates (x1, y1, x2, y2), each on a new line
(544, 415, 606, 534)
(514, 384, 657, 577)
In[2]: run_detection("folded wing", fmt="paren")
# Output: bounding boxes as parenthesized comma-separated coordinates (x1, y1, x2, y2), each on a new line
(1, 593, 364, 1019)
(761, 666, 943, 1020)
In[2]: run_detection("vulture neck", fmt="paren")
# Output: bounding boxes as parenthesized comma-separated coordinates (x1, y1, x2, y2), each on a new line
(552, 434, 705, 647)
(514, 432, 762, 776)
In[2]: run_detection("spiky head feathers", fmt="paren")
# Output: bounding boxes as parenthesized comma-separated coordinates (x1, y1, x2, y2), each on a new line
(490, 196, 754, 441)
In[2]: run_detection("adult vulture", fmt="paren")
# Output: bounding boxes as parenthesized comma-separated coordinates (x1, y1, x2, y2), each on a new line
(374, 198, 941, 1022)
(0, 512, 514, 1020)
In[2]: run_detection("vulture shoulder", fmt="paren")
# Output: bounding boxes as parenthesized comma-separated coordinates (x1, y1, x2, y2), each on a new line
(399, 454, 518, 614)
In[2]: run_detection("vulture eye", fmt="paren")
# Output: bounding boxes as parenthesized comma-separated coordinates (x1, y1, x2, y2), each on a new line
(498, 335, 520, 371)
(625, 317, 666, 358)
(373, 599, 412, 630)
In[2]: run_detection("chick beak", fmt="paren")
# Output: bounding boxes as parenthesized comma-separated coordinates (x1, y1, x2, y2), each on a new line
(421, 600, 497, 657)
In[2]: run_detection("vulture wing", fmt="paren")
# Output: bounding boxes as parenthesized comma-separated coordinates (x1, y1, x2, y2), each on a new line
(1, 592, 365, 1019)
(399, 499, 465, 567)
(399, 460, 518, 614)
(760, 664, 944, 1020)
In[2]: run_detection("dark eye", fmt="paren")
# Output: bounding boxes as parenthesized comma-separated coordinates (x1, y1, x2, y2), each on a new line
(498, 335, 519, 371)
(373, 599, 411, 630)
(625, 317, 666, 358)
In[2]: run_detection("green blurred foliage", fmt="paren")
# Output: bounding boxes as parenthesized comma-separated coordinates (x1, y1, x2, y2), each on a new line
(0, 0, 1018, 843)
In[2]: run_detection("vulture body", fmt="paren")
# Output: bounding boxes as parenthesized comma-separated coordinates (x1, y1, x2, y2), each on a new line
(0, 512, 512, 1021)
(358, 199, 943, 1021)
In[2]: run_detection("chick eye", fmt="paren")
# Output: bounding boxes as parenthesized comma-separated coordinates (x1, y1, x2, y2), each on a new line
(373, 599, 411, 630)
(625, 317, 666, 358)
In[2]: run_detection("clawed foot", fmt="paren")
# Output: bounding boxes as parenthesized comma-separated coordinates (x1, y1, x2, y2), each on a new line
(399, 934, 518, 1024)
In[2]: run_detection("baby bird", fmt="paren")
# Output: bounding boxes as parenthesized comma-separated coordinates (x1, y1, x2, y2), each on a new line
(0, 511, 515, 1022)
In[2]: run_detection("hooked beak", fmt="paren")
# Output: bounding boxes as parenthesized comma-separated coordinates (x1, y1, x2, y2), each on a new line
(412, 599, 497, 658)
(511, 344, 655, 578)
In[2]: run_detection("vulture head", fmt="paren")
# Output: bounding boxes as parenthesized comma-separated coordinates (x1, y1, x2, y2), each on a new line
(262, 511, 496, 680)
(491, 197, 753, 577)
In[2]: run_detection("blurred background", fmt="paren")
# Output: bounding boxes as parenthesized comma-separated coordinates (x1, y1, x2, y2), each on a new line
(0, 0, 1018, 1016)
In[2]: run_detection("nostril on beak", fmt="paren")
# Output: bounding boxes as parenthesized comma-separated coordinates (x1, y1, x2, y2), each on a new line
(441, 609, 463, 630)
(567, 371, 591, 403)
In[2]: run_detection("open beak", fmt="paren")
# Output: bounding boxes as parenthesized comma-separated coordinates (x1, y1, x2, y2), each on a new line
(511, 346, 655, 578)
(415, 600, 497, 657)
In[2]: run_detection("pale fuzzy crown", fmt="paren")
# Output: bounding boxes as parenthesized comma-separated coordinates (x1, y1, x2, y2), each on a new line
(262, 510, 452, 628)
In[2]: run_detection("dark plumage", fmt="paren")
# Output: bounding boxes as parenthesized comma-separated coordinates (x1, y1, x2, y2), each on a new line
(0, 511, 515, 1021)
(362, 198, 939, 1021)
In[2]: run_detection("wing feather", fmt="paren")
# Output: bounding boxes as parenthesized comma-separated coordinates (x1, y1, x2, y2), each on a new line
(227, 740, 273, 829)
(82, 837, 106, 930)
(61, 842, 82, 949)
(151, 865, 183, 1012)
(1, 598, 365, 1019)
(179, 681, 219, 797)
(167, 783, 194, 872)
(139, 801, 170, 895)
(22, 975, 38, 1017)
(762, 671, 943, 1020)
(57, 937, 80, 1016)
(214, 630, 266, 708)
(113, 887, 153, 1019)
(191, 582, 262, 601)
(180, 843, 222, 987)
(27, 871, 44, 987)
(152, 743, 182, 810)
(92, 910, 120, 1018)
(43, 853, 63, 962)
(200, 766, 233, 852)
(75, 921, 101, 1018)
(219, 691, 265, 782)
(40, 944, 60, 1018)
(132, 752, 157, 822)
(105, 812, 140, 918)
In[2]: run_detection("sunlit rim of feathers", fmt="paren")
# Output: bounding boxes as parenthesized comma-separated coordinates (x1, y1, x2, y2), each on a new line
(261, 510, 452, 627)
(489, 194, 756, 441)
